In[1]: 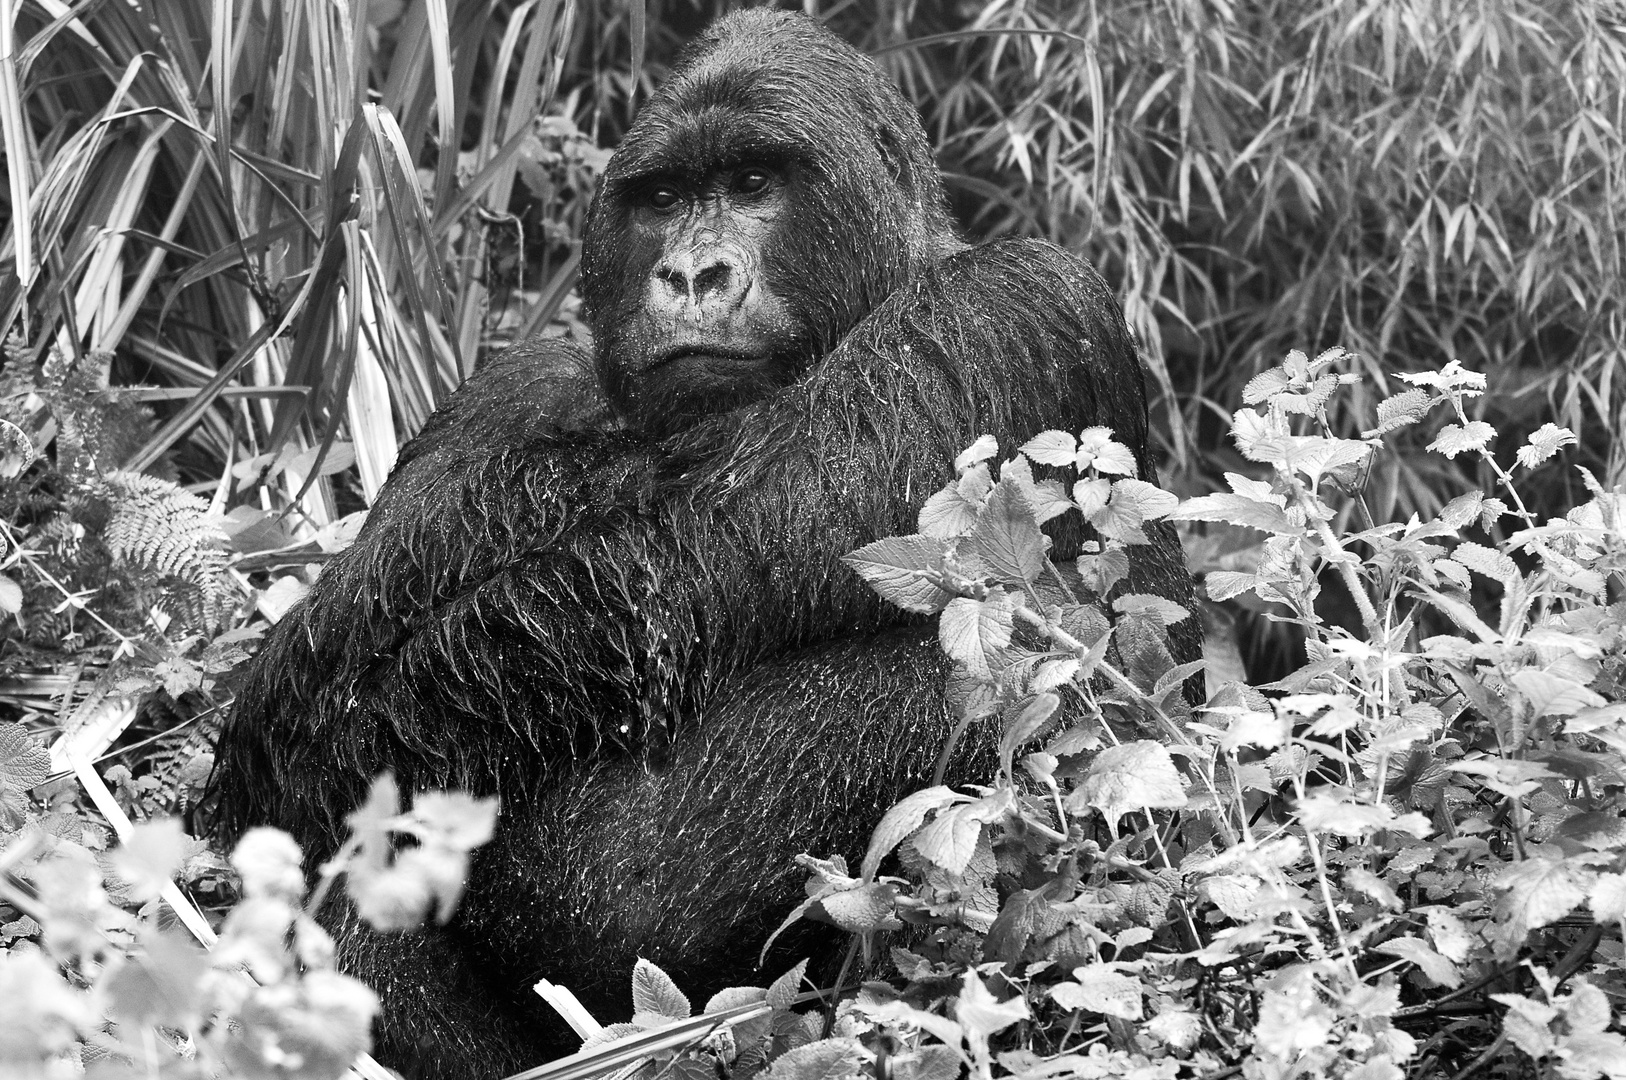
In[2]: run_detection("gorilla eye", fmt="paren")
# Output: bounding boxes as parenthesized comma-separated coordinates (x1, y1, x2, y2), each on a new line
(647, 184, 682, 211)
(735, 168, 773, 195)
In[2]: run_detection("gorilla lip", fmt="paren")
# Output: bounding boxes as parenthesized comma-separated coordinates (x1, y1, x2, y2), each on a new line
(648, 345, 764, 370)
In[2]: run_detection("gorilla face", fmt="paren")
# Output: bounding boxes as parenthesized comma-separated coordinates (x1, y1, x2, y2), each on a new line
(602, 157, 803, 437)
(579, 11, 959, 438)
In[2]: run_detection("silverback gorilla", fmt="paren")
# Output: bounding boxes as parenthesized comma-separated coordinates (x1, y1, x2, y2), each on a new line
(210, 9, 1198, 1077)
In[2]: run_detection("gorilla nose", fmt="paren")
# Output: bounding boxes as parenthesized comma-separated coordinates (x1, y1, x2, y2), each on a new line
(652, 251, 749, 319)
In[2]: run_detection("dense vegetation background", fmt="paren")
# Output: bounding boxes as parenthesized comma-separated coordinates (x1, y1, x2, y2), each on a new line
(1, 1, 1624, 1078)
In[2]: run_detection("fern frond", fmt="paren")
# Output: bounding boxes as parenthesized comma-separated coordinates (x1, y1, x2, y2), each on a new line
(99, 471, 228, 586)
(97, 471, 240, 630)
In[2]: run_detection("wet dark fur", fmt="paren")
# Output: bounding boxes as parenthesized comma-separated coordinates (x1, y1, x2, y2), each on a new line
(209, 11, 1197, 1077)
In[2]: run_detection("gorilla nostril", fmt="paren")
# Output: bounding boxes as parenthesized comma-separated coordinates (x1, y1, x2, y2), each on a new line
(692, 262, 734, 299)
(655, 265, 688, 296)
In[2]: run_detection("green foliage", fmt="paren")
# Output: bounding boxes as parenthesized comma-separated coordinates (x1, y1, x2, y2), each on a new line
(842, 0, 1626, 513)
(5, 2, 1625, 1077)
(0, 772, 496, 1080)
(766, 351, 1626, 1079)
(0, 339, 247, 658)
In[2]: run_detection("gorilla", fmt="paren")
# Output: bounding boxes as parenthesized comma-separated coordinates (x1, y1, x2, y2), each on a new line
(209, 9, 1198, 1077)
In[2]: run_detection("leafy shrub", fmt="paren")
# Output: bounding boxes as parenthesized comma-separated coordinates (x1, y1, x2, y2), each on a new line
(743, 350, 1626, 1080)
(0, 772, 495, 1080)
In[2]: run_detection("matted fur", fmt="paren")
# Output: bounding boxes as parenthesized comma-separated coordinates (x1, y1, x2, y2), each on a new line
(209, 11, 1197, 1077)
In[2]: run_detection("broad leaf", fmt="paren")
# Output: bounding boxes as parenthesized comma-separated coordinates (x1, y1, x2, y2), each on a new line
(861, 787, 965, 880)
(631, 958, 691, 1021)
(1491, 852, 1595, 957)
(1170, 492, 1299, 535)
(1051, 964, 1142, 1020)
(1427, 421, 1495, 458)
(1072, 740, 1186, 835)
(842, 535, 954, 614)
(939, 591, 1018, 678)
(970, 477, 1045, 585)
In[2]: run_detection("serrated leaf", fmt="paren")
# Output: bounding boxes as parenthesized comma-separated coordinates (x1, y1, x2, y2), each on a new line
(955, 436, 1000, 472)
(1276, 375, 1340, 416)
(1018, 430, 1078, 468)
(1297, 794, 1430, 838)
(901, 1045, 962, 1080)
(1282, 436, 1370, 483)
(1437, 490, 1486, 529)
(0, 419, 34, 479)
(1145, 1009, 1203, 1050)
(1374, 936, 1461, 988)
(1205, 570, 1257, 602)
(1050, 964, 1142, 1020)
(1563, 981, 1613, 1035)
(939, 591, 1018, 678)
(956, 971, 1028, 1070)
(762, 1037, 867, 1080)
(918, 486, 980, 539)
(1345, 870, 1403, 911)
(1491, 854, 1594, 958)
(1493, 993, 1558, 1058)
(1230, 408, 1294, 464)
(1088, 441, 1137, 476)
(819, 879, 902, 933)
(631, 958, 691, 1020)
(1588, 872, 1626, 925)
(1452, 541, 1520, 583)
(1171, 492, 1299, 535)
(912, 790, 1008, 875)
(1074, 741, 1186, 835)
(1509, 669, 1607, 719)
(1559, 1030, 1626, 1077)
(1514, 423, 1577, 469)
(999, 693, 1059, 775)
(1092, 479, 1167, 543)
(1427, 421, 1495, 459)
(1363, 388, 1433, 437)
(912, 803, 986, 875)
(1114, 593, 1191, 625)
(861, 787, 965, 880)
(1242, 367, 1292, 405)
(1112, 479, 1178, 520)
(1196, 874, 1261, 920)
(970, 478, 1045, 584)
(0, 722, 49, 825)
(1072, 476, 1110, 517)
(704, 985, 767, 1015)
(1030, 658, 1079, 693)
(842, 536, 954, 613)
(1001, 454, 1074, 524)
(1425, 906, 1476, 962)
(766, 959, 809, 1012)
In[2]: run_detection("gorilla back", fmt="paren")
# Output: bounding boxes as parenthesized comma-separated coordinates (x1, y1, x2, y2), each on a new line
(209, 10, 1198, 1077)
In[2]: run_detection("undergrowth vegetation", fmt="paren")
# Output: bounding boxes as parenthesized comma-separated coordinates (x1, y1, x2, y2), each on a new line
(3, 0, 1625, 1077)
(5, 348, 1624, 1078)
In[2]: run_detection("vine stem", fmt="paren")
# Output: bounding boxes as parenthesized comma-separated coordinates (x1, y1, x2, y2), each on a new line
(1308, 510, 1382, 638)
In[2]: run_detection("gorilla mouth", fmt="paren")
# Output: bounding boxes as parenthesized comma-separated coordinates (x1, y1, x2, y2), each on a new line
(648, 346, 767, 371)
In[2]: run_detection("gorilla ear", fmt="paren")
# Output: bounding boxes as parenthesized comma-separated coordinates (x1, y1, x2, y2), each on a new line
(872, 124, 919, 200)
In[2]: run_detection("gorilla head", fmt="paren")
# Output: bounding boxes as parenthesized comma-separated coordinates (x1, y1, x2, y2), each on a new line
(580, 10, 962, 436)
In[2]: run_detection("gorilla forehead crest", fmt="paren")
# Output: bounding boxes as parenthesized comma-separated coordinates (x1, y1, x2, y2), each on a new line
(607, 11, 949, 237)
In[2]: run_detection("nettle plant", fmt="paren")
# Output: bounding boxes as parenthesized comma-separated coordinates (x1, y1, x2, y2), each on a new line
(0, 773, 495, 1080)
(780, 350, 1626, 1079)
